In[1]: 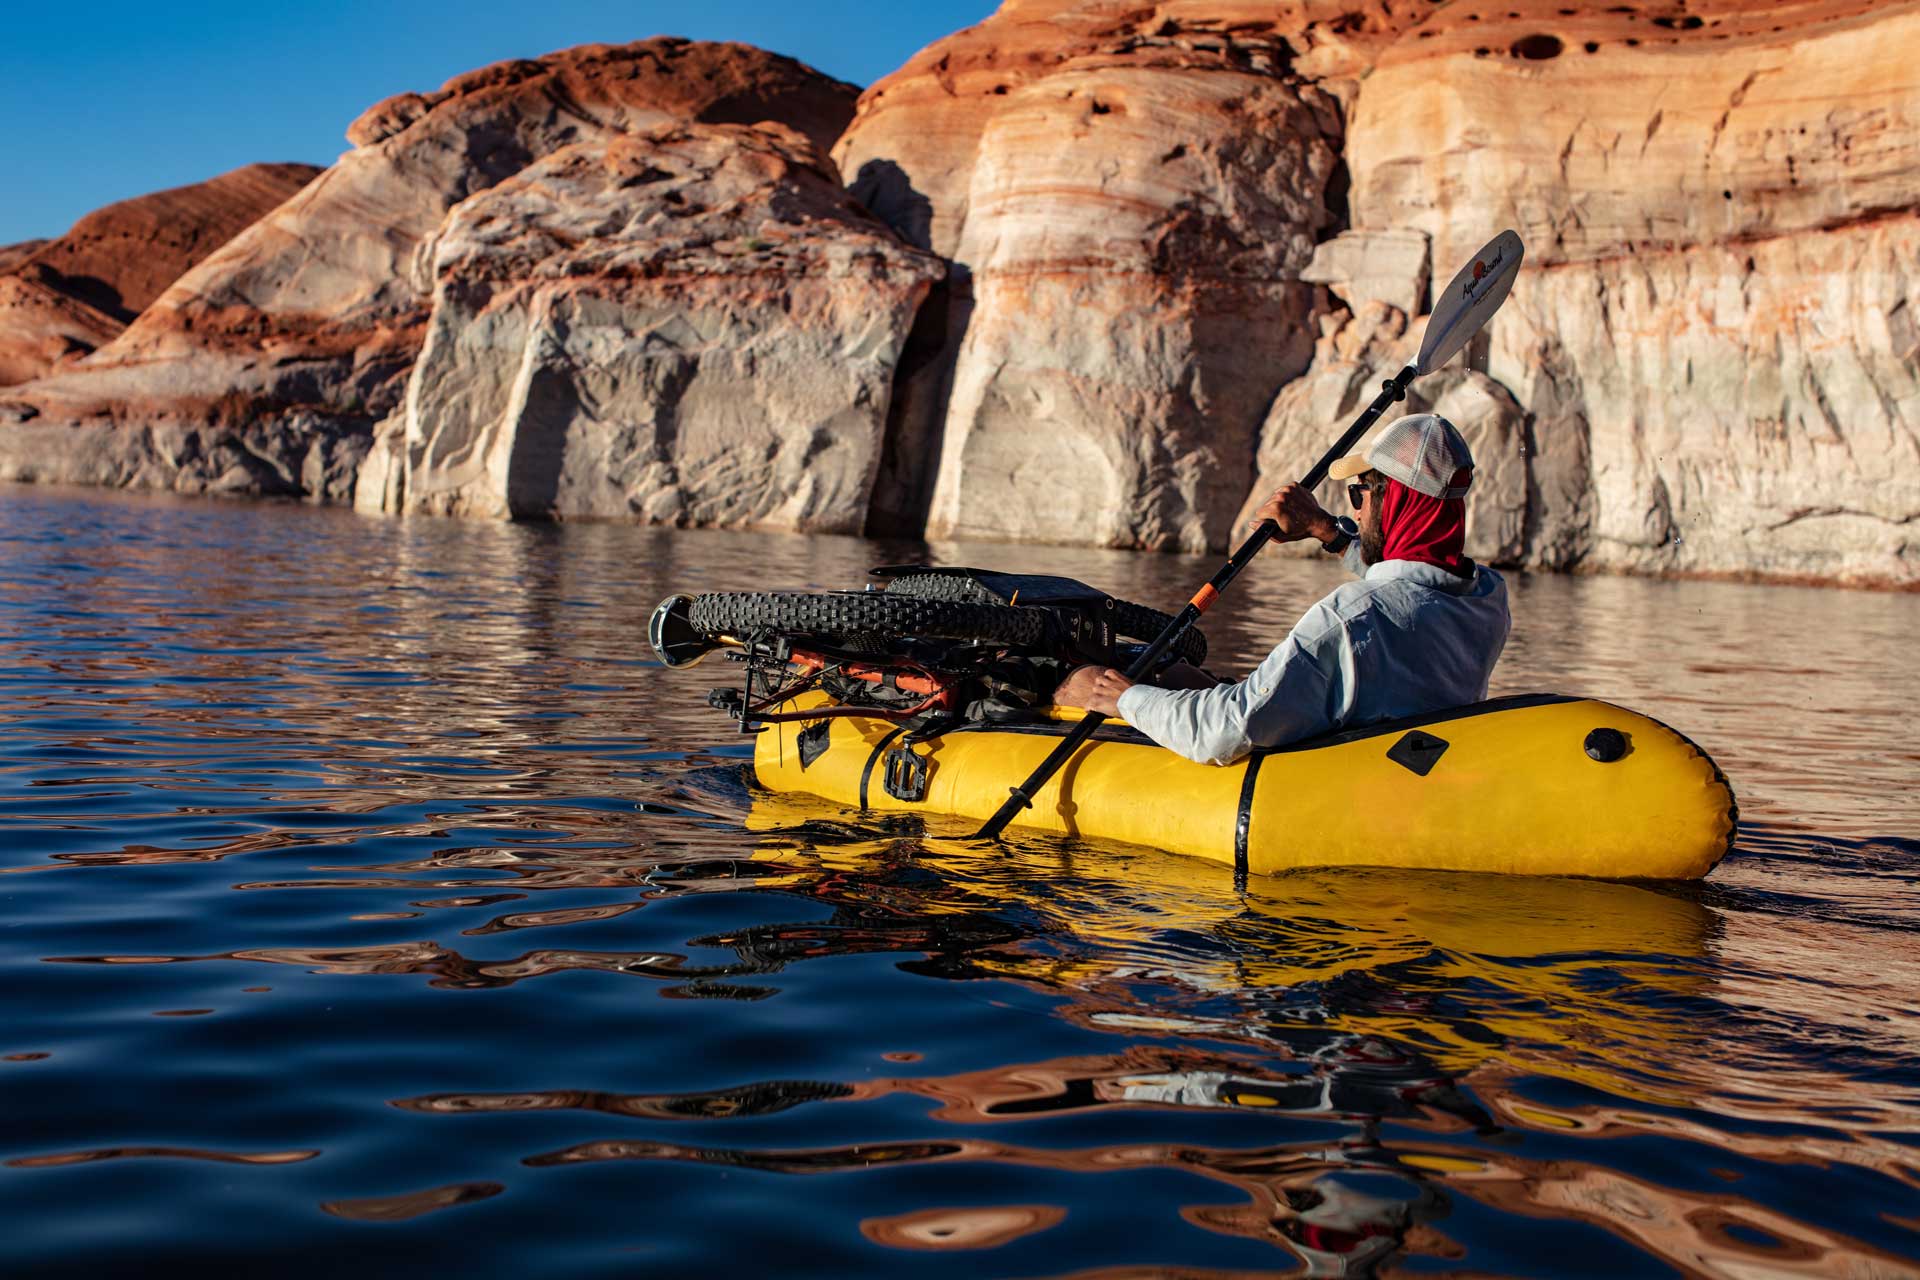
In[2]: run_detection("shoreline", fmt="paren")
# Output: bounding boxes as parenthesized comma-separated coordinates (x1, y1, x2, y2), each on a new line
(5, 475, 1911, 595)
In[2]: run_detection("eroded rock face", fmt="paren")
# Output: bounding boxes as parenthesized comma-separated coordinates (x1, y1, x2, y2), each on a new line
(374, 123, 943, 532)
(1270, 0, 1920, 585)
(834, 2, 1421, 260)
(0, 411, 371, 503)
(0, 241, 49, 274)
(5, 6, 1914, 587)
(0, 164, 319, 388)
(0, 269, 124, 388)
(843, 0, 1917, 583)
(10, 163, 323, 322)
(928, 68, 1344, 552)
(832, 3, 1497, 547)
(3, 39, 860, 501)
(838, 4, 1351, 551)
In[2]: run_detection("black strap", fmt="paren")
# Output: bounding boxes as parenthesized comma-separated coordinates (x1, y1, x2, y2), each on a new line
(1233, 752, 1265, 890)
(859, 727, 907, 812)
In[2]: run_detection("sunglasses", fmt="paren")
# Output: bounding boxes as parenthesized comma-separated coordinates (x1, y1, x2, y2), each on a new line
(1347, 478, 1385, 510)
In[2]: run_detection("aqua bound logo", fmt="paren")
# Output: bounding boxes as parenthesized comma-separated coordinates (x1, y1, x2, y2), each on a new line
(1462, 246, 1507, 300)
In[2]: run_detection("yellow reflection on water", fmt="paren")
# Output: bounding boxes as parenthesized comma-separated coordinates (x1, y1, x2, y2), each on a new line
(726, 805, 1920, 1274)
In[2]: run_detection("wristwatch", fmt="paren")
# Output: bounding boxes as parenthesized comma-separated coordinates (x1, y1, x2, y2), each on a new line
(1319, 516, 1359, 555)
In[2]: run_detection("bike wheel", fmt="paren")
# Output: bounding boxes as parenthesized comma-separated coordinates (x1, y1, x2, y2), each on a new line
(686, 591, 1049, 649)
(882, 573, 1207, 667)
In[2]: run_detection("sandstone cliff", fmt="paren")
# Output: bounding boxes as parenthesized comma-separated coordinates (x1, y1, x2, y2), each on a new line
(1259, 0, 1920, 586)
(0, 39, 860, 504)
(839, 0, 1918, 585)
(359, 123, 942, 533)
(0, 163, 319, 387)
(9, 162, 323, 322)
(2, 8, 1913, 587)
(837, 3, 1360, 551)
(0, 241, 48, 274)
(0, 269, 125, 388)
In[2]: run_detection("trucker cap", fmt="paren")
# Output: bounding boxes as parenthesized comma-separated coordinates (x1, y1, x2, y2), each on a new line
(1327, 413, 1474, 499)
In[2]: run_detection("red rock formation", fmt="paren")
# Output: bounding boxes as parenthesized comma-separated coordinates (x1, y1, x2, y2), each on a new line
(0, 268, 123, 387)
(344, 38, 855, 155)
(5, 7, 1914, 585)
(9, 163, 321, 322)
(361, 122, 942, 533)
(835, 3, 1422, 262)
(0, 164, 319, 388)
(110, 40, 852, 412)
(0, 241, 48, 274)
(2, 38, 860, 502)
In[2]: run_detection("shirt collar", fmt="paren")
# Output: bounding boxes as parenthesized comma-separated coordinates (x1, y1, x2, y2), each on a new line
(1364, 558, 1478, 594)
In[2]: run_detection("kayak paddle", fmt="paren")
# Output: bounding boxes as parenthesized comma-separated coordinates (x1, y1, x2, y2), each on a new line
(974, 229, 1527, 842)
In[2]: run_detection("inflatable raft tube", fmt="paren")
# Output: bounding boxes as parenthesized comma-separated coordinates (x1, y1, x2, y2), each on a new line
(752, 691, 1737, 880)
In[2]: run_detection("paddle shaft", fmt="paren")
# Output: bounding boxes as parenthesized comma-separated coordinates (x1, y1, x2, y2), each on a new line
(974, 364, 1418, 841)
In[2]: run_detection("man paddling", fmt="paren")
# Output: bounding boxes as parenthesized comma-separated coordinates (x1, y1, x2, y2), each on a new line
(1054, 414, 1510, 765)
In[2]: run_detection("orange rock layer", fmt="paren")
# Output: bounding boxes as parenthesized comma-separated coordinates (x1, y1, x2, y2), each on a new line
(12, 162, 322, 321)
(0, 163, 319, 388)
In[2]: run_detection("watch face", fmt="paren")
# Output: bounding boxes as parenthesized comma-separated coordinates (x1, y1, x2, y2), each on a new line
(1321, 517, 1358, 554)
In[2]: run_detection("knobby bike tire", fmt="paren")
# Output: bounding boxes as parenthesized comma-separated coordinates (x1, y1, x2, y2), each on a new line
(686, 591, 1049, 649)
(882, 573, 1208, 667)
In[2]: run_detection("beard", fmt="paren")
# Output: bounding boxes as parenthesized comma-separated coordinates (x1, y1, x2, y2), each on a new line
(1359, 520, 1386, 566)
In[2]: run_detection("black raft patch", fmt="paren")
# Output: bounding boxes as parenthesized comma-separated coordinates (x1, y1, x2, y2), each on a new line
(1386, 729, 1450, 777)
(797, 720, 832, 771)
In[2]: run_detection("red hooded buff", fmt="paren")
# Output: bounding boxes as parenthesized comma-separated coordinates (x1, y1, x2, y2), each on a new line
(1378, 471, 1471, 576)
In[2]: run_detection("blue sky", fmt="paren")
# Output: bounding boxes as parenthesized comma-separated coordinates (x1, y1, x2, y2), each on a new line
(2, 0, 997, 245)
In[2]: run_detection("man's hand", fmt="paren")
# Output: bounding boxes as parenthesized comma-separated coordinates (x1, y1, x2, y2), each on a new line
(1248, 483, 1336, 547)
(1053, 665, 1134, 717)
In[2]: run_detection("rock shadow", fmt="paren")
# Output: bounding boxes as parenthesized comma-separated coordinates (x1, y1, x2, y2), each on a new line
(849, 159, 965, 540)
(505, 349, 582, 520)
(864, 266, 973, 540)
(849, 158, 935, 253)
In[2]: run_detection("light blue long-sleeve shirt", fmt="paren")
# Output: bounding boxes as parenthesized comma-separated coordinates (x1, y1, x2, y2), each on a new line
(1114, 556, 1511, 765)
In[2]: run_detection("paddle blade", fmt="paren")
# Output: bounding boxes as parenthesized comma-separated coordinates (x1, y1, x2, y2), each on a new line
(1416, 229, 1525, 375)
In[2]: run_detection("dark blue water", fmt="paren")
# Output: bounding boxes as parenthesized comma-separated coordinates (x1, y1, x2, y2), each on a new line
(2, 485, 1917, 1277)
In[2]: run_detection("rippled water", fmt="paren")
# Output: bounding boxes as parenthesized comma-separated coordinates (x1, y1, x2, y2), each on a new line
(2, 484, 1916, 1277)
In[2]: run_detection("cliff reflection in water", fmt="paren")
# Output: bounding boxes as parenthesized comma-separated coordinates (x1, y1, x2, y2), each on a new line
(3, 488, 1917, 1275)
(320, 818, 1913, 1277)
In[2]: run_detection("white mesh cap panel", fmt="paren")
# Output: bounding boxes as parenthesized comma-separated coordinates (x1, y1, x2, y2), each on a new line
(1366, 414, 1473, 499)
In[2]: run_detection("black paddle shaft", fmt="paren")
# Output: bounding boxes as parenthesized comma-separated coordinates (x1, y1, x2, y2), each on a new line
(973, 364, 1418, 841)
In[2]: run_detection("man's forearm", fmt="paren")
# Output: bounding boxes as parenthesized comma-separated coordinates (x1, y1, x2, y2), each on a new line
(1115, 681, 1254, 766)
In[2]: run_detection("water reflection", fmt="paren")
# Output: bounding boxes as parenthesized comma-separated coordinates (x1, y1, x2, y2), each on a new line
(327, 820, 1914, 1274)
(2, 486, 1916, 1275)
(860, 1204, 1068, 1252)
(400, 1079, 857, 1120)
(319, 1181, 505, 1222)
(8, 1147, 320, 1167)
